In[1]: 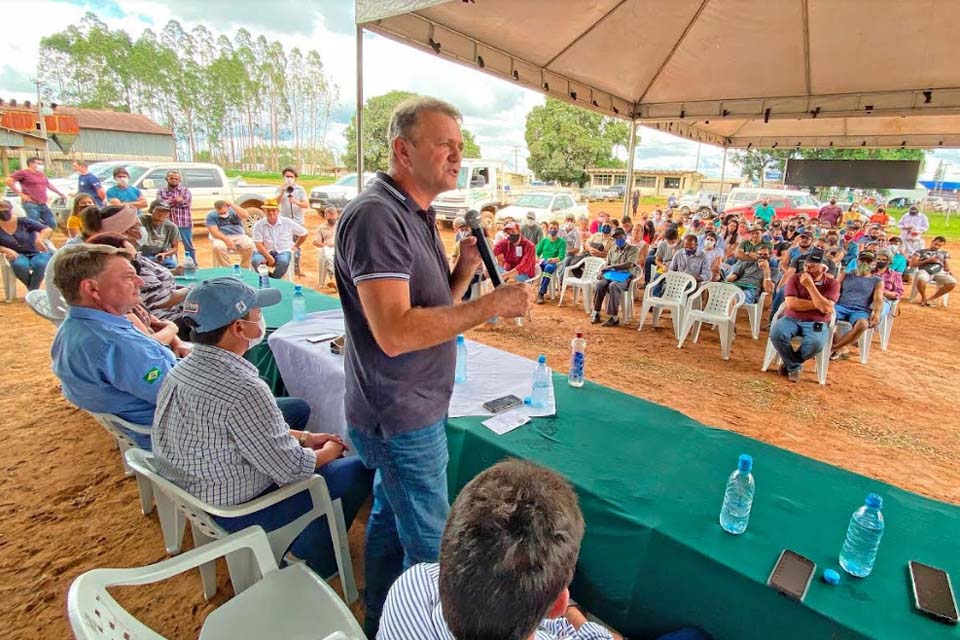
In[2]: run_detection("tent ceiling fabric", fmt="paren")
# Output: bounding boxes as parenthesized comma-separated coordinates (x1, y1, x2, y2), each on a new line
(356, 0, 960, 148)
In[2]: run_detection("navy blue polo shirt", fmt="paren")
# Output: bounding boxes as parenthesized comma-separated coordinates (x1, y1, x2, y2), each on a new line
(77, 172, 105, 207)
(204, 209, 245, 236)
(335, 171, 454, 436)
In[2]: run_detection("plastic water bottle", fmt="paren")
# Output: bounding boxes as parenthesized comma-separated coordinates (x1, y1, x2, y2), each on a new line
(568, 330, 586, 387)
(530, 354, 550, 409)
(232, 263, 242, 279)
(183, 256, 197, 280)
(839, 493, 885, 577)
(292, 285, 307, 321)
(455, 335, 468, 383)
(257, 264, 270, 288)
(719, 454, 755, 535)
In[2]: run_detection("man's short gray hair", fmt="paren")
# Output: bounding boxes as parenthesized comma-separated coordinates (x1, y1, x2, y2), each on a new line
(388, 96, 462, 145)
(54, 243, 125, 305)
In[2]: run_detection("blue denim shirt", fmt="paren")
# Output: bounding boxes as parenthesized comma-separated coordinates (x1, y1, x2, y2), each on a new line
(51, 306, 176, 443)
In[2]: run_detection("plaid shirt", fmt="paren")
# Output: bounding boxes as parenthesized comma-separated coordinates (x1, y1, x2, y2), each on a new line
(157, 184, 193, 227)
(152, 344, 316, 506)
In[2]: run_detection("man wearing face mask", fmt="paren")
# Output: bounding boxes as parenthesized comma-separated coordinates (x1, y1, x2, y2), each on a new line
(0, 198, 54, 290)
(106, 167, 148, 211)
(206, 200, 254, 268)
(873, 249, 903, 319)
(830, 251, 883, 360)
(702, 231, 726, 281)
(669, 234, 712, 283)
(557, 213, 582, 282)
(590, 227, 640, 327)
(534, 220, 566, 304)
(6, 156, 64, 230)
(276, 167, 309, 226)
(51, 244, 177, 449)
(520, 211, 543, 245)
(887, 236, 908, 274)
(153, 277, 373, 581)
(493, 221, 537, 282)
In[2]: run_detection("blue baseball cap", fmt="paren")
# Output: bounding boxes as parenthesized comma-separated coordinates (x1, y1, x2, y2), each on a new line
(182, 277, 282, 332)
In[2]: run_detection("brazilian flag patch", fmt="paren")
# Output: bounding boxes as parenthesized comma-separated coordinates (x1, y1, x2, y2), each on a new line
(143, 367, 161, 384)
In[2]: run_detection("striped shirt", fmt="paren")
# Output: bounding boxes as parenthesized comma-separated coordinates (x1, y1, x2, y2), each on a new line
(379, 563, 614, 640)
(157, 184, 194, 227)
(152, 344, 316, 506)
(137, 256, 184, 322)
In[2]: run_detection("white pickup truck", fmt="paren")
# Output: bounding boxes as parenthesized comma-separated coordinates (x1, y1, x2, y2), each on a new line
(51, 162, 272, 227)
(495, 191, 589, 224)
(431, 159, 526, 224)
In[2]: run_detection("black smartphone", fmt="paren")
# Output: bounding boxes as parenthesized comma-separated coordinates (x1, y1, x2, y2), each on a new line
(482, 394, 523, 414)
(910, 561, 959, 624)
(768, 550, 816, 601)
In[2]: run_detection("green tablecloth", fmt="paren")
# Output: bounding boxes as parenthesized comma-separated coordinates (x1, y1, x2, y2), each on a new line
(446, 378, 960, 640)
(234, 281, 960, 639)
(177, 268, 340, 396)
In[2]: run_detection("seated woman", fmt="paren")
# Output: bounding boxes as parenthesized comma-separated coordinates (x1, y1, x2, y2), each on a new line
(86, 232, 191, 358)
(0, 199, 54, 291)
(66, 194, 96, 240)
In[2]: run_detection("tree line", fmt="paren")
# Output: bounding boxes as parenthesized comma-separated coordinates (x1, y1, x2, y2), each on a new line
(39, 12, 339, 172)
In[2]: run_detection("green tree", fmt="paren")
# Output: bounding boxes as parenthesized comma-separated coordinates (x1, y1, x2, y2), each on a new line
(524, 98, 628, 185)
(732, 147, 925, 189)
(730, 149, 793, 187)
(343, 91, 483, 171)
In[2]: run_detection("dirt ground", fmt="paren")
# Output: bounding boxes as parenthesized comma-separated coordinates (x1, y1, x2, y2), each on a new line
(1, 206, 958, 639)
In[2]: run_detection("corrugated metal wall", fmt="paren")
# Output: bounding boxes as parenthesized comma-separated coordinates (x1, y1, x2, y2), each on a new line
(64, 130, 176, 159)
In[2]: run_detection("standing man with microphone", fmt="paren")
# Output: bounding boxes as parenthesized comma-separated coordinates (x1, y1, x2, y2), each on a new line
(335, 96, 528, 637)
(277, 167, 309, 275)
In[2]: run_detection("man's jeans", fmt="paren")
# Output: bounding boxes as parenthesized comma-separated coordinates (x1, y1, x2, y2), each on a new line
(770, 316, 829, 373)
(10, 253, 51, 290)
(349, 419, 449, 638)
(23, 202, 57, 230)
(538, 260, 557, 295)
(252, 250, 293, 279)
(177, 226, 195, 262)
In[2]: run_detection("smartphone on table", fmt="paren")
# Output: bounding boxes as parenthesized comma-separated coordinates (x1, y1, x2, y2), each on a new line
(910, 561, 959, 624)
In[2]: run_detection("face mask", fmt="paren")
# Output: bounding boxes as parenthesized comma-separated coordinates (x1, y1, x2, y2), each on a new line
(118, 177, 129, 187)
(685, 247, 697, 256)
(218, 210, 230, 218)
(615, 238, 626, 248)
(601, 225, 611, 234)
(284, 177, 295, 185)
(704, 239, 716, 249)
(549, 228, 558, 237)
(36, 164, 45, 173)
(566, 223, 574, 231)
(137, 225, 148, 247)
(876, 262, 888, 270)
(508, 233, 520, 243)
(0, 210, 11, 221)
(240, 315, 267, 351)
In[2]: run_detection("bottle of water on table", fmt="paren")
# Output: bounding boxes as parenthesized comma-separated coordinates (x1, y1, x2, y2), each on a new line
(531, 354, 550, 409)
(720, 454, 755, 534)
(455, 335, 468, 383)
(839, 493, 884, 577)
(568, 330, 586, 388)
(292, 284, 307, 321)
(183, 256, 197, 281)
(232, 263, 242, 279)
(257, 264, 270, 288)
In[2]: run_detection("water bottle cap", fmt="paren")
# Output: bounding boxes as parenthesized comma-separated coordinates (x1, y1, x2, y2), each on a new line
(575, 330, 583, 338)
(738, 454, 753, 472)
(538, 354, 546, 364)
(823, 569, 840, 585)
(294, 284, 303, 292)
(456, 335, 465, 344)
(865, 493, 883, 509)
(523, 397, 532, 405)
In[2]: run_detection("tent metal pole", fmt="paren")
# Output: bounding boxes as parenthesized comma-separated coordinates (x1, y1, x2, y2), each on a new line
(622, 119, 637, 220)
(356, 25, 364, 184)
(718, 147, 727, 208)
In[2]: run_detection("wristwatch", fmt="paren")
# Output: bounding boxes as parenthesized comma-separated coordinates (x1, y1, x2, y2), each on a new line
(299, 431, 309, 447)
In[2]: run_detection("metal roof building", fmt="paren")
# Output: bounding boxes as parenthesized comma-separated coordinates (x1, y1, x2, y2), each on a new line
(49, 106, 176, 169)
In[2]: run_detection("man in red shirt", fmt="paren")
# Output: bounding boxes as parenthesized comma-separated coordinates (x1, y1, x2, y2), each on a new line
(493, 221, 537, 281)
(769, 249, 840, 382)
(817, 198, 843, 227)
(5, 157, 65, 230)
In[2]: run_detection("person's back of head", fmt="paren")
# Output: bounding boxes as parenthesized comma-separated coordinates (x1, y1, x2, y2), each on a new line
(80, 205, 127, 240)
(664, 228, 679, 242)
(439, 459, 585, 640)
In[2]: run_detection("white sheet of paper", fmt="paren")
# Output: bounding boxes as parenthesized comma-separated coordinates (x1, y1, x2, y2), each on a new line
(481, 410, 530, 436)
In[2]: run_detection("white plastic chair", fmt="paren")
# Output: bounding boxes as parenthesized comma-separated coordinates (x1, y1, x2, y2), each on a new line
(67, 526, 365, 640)
(558, 257, 605, 313)
(637, 271, 698, 339)
(1, 240, 55, 302)
(908, 276, 951, 307)
(677, 283, 746, 360)
(761, 307, 836, 385)
(836, 320, 874, 364)
(736, 290, 768, 339)
(317, 247, 334, 287)
(25, 289, 64, 326)
(88, 412, 152, 479)
(124, 449, 357, 604)
(619, 276, 642, 324)
(876, 298, 899, 350)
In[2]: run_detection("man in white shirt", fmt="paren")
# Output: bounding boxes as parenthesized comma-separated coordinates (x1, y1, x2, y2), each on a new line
(898, 205, 930, 238)
(251, 198, 307, 279)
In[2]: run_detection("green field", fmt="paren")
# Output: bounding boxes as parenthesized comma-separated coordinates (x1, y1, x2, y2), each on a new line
(227, 170, 337, 192)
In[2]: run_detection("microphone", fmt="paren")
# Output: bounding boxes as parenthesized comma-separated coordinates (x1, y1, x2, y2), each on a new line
(464, 209, 501, 287)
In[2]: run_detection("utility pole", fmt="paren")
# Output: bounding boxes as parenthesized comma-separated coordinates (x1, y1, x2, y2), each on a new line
(512, 145, 521, 173)
(694, 142, 702, 173)
(35, 79, 50, 168)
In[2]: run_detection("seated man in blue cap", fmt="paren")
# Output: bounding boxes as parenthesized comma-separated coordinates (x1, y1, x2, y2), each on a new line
(152, 276, 372, 577)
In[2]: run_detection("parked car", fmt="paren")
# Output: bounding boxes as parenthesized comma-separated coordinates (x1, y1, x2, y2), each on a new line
(606, 184, 626, 200)
(495, 191, 588, 224)
(309, 172, 376, 210)
(581, 186, 613, 202)
(52, 162, 271, 227)
(677, 191, 718, 215)
(723, 194, 821, 221)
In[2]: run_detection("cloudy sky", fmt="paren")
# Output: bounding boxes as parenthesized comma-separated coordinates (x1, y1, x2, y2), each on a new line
(2, 0, 957, 181)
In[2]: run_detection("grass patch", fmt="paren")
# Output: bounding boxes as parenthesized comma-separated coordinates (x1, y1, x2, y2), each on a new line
(887, 207, 960, 241)
(227, 170, 337, 192)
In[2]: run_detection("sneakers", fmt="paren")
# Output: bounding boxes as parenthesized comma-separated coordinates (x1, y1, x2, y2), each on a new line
(602, 316, 620, 327)
(536, 294, 544, 304)
(777, 363, 788, 377)
(787, 369, 802, 383)
(590, 312, 602, 324)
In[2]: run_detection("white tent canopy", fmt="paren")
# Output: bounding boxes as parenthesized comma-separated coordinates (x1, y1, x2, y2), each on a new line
(356, 0, 960, 148)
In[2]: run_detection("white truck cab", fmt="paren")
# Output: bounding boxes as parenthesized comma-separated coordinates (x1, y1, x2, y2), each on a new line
(432, 159, 523, 224)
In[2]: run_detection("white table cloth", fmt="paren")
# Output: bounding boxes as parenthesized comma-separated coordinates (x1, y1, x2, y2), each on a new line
(268, 311, 556, 439)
